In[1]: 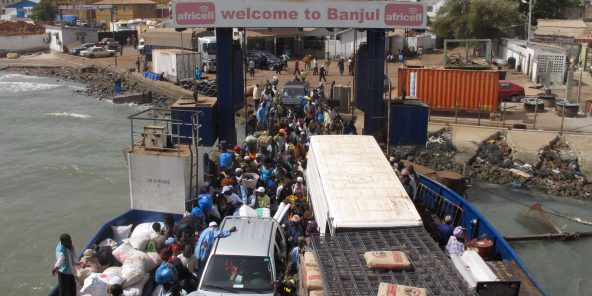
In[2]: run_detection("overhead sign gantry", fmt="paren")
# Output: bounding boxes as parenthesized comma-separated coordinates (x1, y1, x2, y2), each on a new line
(172, 0, 426, 29)
(170, 0, 428, 145)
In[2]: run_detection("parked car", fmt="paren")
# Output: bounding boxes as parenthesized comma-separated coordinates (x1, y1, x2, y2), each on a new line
(281, 81, 310, 105)
(100, 38, 120, 50)
(498, 80, 525, 102)
(70, 43, 96, 56)
(80, 47, 116, 58)
(198, 217, 287, 295)
(138, 38, 145, 54)
(260, 52, 282, 71)
(248, 51, 282, 70)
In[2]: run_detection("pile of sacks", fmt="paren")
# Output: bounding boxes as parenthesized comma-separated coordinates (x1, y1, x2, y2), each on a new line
(301, 252, 323, 296)
(77, 222, 164, 296)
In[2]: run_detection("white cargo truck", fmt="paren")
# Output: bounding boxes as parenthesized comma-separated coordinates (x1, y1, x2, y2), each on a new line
(306, 135, 423, 234)
(152, 49, 202, 83)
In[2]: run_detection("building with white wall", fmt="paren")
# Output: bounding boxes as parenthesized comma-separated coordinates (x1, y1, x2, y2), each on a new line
(502, 39, 567, 84)
(325, 29, 366, 59)
(45, 26, 99, 53)
(424, 0, 448, 18)
(0, 0, 35, 20)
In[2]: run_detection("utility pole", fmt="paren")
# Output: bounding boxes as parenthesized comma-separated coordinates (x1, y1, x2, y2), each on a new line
(523, 0, 533, 41)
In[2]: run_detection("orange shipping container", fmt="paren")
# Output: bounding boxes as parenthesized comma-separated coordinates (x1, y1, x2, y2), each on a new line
(397, 68, 500, 112)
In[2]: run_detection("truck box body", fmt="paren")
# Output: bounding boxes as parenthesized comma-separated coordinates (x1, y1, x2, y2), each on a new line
(306, 135, 422, 234)
(152, 49, 201, 83)
(143, 28, 212, 55)
(397, 68, 500, 112)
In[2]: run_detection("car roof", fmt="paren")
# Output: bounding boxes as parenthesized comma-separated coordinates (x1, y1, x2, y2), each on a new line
(213, 217, 277, 257)
(284, 81, 309, 88)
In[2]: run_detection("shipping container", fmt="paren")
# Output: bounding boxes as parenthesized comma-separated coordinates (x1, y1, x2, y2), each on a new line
(397, 68, 500, 112)
(389, 100, 429, 146)
(152, 49, 202, 83)
(171, 98, 218, 146)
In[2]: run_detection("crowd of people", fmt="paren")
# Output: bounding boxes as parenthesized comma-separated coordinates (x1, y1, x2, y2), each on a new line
(53, 72, 360, 295)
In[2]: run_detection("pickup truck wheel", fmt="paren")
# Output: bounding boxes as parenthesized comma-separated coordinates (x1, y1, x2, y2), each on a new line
(268, 64, 275, 71)
(510, 95, 524, 103)
(110, 53, 114, 57)
(88, 54, 94, 58)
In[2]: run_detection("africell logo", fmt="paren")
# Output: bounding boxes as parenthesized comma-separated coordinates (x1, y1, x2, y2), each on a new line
(176, 2, 215, 25)
(384, 4, 424, 27)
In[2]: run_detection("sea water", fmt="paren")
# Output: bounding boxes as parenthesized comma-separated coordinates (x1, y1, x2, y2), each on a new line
(468, 182, 592, 296)
(0, 73, 148, 295)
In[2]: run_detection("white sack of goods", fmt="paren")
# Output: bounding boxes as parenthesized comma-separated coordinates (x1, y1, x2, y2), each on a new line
(363, 251, 411, 269)
(305, 266, 323, 291)
(129, 222, 163, 251)
(309, 291, 324, 296)
(113, 242, 144, 263)
(80, 273, 124, 296)
(304, 252, 318, 267)
(111, 224, 133, 244)
(121, 257, 146, 288)
(144, 252, 163, 272)
(123, 272, 150, 296)
(76, 249, 100, 282)
(103, 266, 122, 277)
(377, 282, 427, 296)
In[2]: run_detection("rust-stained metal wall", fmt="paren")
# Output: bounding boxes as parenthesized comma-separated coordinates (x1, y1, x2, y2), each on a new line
(397, 68, 500, 112)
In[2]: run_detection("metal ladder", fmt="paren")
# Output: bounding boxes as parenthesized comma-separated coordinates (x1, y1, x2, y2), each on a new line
(188, 112, 202, 207)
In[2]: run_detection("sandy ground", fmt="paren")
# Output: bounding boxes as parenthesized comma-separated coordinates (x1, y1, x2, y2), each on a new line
(3, 47, 592, 133)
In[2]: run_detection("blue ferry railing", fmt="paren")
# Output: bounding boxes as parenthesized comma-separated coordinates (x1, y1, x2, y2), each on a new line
(48, 210, 183, 296)
(417, 174, 549, 296)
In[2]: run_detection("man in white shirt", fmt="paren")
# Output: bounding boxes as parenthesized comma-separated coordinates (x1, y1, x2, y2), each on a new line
(178, 245, 199, 275)
(222, 185, 242, 207)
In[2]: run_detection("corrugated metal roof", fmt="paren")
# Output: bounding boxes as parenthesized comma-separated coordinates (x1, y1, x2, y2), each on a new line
(534, 19, 591, 38)
(6, 0, 37, 9)
(537, 19, 587, 28)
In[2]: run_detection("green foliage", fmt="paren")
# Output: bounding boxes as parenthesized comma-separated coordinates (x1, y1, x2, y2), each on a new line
(519, 0, 580, 25)
(432, 0, 524, 39)
(30, 0, 55, 24)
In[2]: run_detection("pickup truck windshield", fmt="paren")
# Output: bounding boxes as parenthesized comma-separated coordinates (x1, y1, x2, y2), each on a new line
(204, 43, 216, 55)
(283, 87, 306, 97)
(201, 255, 273, 293)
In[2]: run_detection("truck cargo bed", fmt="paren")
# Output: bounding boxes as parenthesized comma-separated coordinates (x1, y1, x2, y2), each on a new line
(311, 227, 471, 295)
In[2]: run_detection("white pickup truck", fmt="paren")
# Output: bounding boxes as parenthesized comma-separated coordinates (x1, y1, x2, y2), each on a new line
(80, 47, 115, 58)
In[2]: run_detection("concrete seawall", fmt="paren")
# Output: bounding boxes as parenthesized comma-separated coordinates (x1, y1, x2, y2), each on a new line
(430, 123, 592, 178)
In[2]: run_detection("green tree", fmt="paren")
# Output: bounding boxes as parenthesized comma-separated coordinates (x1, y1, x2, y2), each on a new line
(432, 0, 524, 39)
(30, 0, 55, 24)
(519, 0, 580, 25)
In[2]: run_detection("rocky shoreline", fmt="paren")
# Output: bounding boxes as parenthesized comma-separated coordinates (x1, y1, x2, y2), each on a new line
(4, 65, 169, 104)
(394, 131, 592, 200)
